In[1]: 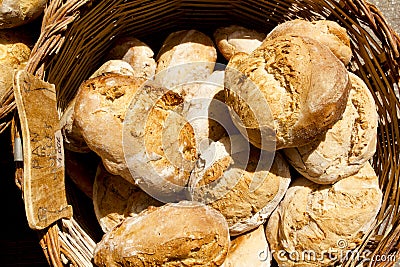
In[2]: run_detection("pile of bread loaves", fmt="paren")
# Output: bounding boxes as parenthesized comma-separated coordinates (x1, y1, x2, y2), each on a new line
(62, 19, 382, 266)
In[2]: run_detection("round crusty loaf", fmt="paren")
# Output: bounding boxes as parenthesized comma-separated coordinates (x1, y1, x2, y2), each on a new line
(189, 135, 291, 236)
(0, 0, 46, 28)
(222, 225, 271, 267)
(93, 163, 161, 233)
(155, 29, 217, 93)
(107, 37, 156, 80)
(267, 19, 352, 65)
(0, 29, 31, 101)
(93, 201, 230, 267)
(266, 163, 382, 266)
(225, 35, 351, 150)
(283, 72, 378, 184)
(74, 73, 144, 182)
(214, 25, 266, 60)
(60, 60, 134, 153)
(123, 82, 198, 202)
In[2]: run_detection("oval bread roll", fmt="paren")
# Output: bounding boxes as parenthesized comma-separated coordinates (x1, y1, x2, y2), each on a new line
(155, 29, 217, 93)
(214, 25, 266, 60)
(107, 37, 156, 80)
(267, 19, 352, 65)
(0, 0, 46, 29)
(283, 72, 378, 184)
(93, 163, 161, 233)
(266, 163, 382, 266)
(189, 135, 291, 236)
(60, 60, 134, 153)
(225, 35, 350, 150)
(93, 201, 230, 267)
(74, 74, 144, 182)
(222, 225, 271, 267)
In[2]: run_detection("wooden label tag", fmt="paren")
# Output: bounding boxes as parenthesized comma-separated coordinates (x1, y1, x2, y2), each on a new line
(13, 70, 72, 230)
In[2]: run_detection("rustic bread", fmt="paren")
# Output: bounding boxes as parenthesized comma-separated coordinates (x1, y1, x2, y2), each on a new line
(189, 135, 291, 236)
(222, 225, 271, 267)
(93, 201, 230, 267)
(225, 35, 350, 150)
(214, 25, 266, 60)
(74, 74, 144, 182)
(123, 82, 198, 202)
(93, 163, 161, 233)
(107, 37, 156, 80)
(155, 29, 217, 94)
(0, 0, 46, 28)
(267, 19, 352, 65)
(60, 60, 134, 153)
(283, 72, 378, 184)
(266, 163, 382, 266)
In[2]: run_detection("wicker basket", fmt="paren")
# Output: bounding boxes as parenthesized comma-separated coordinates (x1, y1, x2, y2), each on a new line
(6, 0, 400, 266)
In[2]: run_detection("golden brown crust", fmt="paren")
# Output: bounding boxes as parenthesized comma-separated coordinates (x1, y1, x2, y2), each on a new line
(93, 163, 162, 233)
(283, 72, 378, 184)
(74, 73, 145, 182)
(267, 19, 352, 65)
(93, 201, 230, 267)
(266, 163, 382, 266)
(0, 0, 46, 28)
(225, 35, 350, 150)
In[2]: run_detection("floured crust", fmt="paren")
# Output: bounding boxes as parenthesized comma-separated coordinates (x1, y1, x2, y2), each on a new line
(189, 135, 291, 236)
(0, 0, 46, 28)
(225, 35, 350, 150)
(283, 72, 378, 184)
(74, 73, 145, 182)
(155, 29, 217, 94)
(93, 163, 162, 233)
(214, 25, 266, 60)
(91, 60, 135, 78)
(107, 37, 156, 80)
(93, 201, 230, 267)
(124, 82, 198, 200)
(266, 163, 382, 266)
(222, 225, 271, 267)
(267, 19, 352, 65)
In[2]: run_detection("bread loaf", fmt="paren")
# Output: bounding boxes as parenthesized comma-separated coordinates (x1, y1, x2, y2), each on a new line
(123, 82, 197, 202)
(222, 225, 271, 267)
(0, 0, 46, 28)
(93, 201, 230, 267)
(60, 60, 134, 153)
(107, 37, 156, 80)
(214, 25, 266, 60)
(225, 35, 350, 150)
(283, 72, 378, 184)
(74, 74, 144, 182)
(267, 19, 352, 65)
(189, 135, 291, 235)
(93, 163, 161, 233)
(266, 163, 382, 266)
(155, 29, 217, 94)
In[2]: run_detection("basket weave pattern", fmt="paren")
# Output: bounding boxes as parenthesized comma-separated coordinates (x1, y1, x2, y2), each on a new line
(7, 0, 400, 266)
